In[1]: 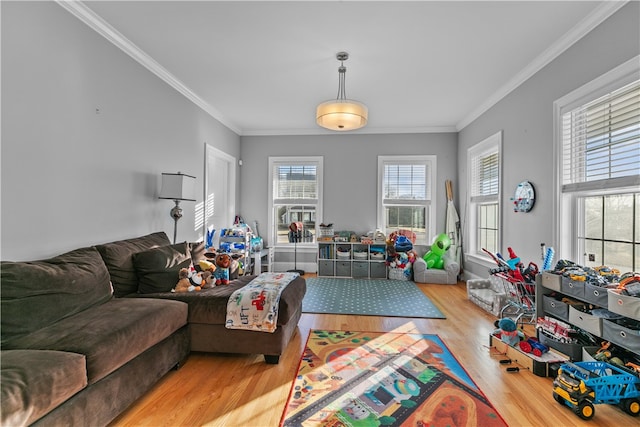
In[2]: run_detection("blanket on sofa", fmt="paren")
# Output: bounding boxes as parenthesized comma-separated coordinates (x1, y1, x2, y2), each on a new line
(225, 272, 299, 333)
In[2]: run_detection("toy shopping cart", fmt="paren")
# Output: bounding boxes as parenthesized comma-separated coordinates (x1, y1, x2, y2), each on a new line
(493, 271, 536, 327)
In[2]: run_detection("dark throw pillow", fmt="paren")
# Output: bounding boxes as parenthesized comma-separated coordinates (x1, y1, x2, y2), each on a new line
(132, 242, 192, 294)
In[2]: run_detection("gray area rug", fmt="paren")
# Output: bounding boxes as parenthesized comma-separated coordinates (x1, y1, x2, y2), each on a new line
(302, 277, 445, 318)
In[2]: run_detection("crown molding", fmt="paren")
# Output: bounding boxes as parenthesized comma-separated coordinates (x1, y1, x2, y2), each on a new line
(456, 0, 629, 131)
(55, 0, 242, 135)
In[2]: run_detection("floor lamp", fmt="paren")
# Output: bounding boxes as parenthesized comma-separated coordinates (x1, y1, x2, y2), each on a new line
(158, 172, 196, 244)
(287, 222, 305, 275)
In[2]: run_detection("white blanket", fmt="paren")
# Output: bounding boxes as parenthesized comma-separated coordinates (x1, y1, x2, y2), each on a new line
(225, 272, 299, 333)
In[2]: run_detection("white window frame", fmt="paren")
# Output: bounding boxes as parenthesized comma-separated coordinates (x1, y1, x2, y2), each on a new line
(553, 56, 640, 265)
(268, 156, 323, 249)
(377, 155, 436, 246)
(466, 131, 502, 267)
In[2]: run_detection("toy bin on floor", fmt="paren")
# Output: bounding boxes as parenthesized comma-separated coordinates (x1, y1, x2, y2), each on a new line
(388, 265, 411, 281)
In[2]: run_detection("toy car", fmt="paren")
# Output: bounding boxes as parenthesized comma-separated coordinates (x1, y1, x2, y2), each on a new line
(519, 337, 549, 357)
(553, 361, 640, 420)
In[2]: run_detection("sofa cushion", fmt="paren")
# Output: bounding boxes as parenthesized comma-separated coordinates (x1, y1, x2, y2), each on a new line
(189, 241, 206, 265)
(1, 349, 87, 426)
(133, 242, 192, 294)
(3, 298, 188, 384)
(0, 247, 113, 344)
(95, 232, 170, 297)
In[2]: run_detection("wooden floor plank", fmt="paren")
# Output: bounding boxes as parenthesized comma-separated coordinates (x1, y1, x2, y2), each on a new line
(110, 276, 632, 426)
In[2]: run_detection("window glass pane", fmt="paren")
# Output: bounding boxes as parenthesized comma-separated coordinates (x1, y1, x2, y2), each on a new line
(584, 196, 603, 239)
(383, 164, 427, 200)
(636, 195, 640, 243)
(635, 243, 640, 271)
(603, 241, 633, 272)
(385, 206, 426, 234)
(603, 194, 634, 242)
(478, 203, 498, 253)
(274, 205, 316, 244)
(479, 205, 486, 228)
(584, 239, 602, 268)
(275, 165, 317, 199)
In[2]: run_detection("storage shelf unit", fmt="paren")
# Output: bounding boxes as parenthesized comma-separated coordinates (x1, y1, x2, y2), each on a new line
(536, 272, 639, 360)
(317, 242, 387, 279)
(219, 231, 252, 276)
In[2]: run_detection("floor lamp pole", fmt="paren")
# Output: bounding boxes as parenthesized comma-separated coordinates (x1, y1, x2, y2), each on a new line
(170, 200, 183, 244)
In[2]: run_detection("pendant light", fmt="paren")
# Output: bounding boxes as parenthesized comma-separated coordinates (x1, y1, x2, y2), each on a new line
(316, 52, 368, 131)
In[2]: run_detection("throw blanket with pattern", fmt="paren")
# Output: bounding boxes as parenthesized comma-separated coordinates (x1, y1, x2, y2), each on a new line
(226, 272, 299, 333)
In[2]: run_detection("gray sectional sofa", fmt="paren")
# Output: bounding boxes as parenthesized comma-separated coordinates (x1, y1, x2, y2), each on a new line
(0, 232, 306, 426)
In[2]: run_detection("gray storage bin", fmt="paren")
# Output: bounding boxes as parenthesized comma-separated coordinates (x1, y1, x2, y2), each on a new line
(568, 306, 603, 336)
(541, 272, 562, 291)
(318, 260, 334, 276)
(539, 332, 583, 361)
(370, 262, 387, 279)
(583, 282, 609, 308)
(336, 261, 351, 277)
(607, 289, 640, 321)
(560, 277, 585, 299)
(352, 261, 369, 278)
(542, 295, 569, 321)
(602, 319, 640, 353)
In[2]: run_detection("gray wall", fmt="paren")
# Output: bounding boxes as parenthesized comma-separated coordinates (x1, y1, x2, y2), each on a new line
(457, 1, 640, 279)
(1, 1, 240, 261)
(240, 133, 458, 269)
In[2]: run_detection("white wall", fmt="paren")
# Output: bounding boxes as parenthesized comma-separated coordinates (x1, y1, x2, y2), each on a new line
(240, 132, 458, 269)
(457, 1, 640, 279)
(1, 1, 240, 261)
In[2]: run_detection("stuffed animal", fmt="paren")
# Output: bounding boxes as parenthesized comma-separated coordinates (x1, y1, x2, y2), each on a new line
(173, 268, 201, 293)
(213, 253, 232, 285)
(423, 233, 451, 269)
(493, 318, 524, 347)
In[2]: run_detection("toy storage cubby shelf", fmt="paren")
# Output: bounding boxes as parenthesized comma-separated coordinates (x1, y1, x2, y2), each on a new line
(317, 242, 387, 279)
(536, 272, 640, 360)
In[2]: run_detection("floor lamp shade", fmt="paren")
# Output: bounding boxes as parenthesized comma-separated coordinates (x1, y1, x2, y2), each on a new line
(158, 172, 196, 202)
(159, 172, 196, 244)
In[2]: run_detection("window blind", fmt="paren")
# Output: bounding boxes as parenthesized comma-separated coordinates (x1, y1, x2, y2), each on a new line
(562, 79, 640, 191)
(383, 163, 428, 201)
(273, 164, 318, 200)
(470, 150, 499, 201)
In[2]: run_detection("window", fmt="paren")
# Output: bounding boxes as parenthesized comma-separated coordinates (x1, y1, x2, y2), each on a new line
(377, 156, 436, 245)
(555, 57, 639, 272)
(467, 131, 502, 258)
(268, 157, 323, 246)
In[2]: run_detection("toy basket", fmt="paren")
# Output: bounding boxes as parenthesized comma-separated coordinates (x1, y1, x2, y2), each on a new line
(388, 267, 411, 281)
(319, 226, 334, 238)
(336, 250, 351, 259)
(353, 251, 368, 260)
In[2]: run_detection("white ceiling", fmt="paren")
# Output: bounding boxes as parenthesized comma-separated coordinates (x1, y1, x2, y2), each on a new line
(67, 1, 622, 136)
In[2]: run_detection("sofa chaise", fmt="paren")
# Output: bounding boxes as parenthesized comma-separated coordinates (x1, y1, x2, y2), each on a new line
(1, 232, 306, 426)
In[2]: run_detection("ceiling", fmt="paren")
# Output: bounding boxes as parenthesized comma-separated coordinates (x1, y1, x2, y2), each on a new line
(66, 1, 622, 136)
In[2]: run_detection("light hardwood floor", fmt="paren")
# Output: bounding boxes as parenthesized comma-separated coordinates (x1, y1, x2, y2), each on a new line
(110, 275, 633, 427)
